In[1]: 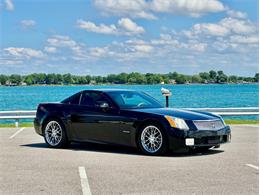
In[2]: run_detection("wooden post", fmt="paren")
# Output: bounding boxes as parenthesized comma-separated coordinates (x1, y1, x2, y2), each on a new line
(166, 96, 169, 107)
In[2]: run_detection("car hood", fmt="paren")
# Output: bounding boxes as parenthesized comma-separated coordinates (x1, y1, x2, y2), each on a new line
(132, 107, 220, 121)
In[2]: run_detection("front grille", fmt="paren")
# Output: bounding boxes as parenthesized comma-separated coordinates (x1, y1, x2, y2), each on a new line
(193, 120, 225, 130)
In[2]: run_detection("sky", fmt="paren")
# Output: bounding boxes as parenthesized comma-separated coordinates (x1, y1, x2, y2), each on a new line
(0, 0, 259, 76)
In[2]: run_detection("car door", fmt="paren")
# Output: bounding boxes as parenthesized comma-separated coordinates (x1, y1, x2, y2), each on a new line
(70, 91, 127, 144)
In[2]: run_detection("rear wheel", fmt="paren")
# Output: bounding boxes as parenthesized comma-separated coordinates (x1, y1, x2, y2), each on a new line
(137, 124, 167, 155)
(43, 119, 68, 148)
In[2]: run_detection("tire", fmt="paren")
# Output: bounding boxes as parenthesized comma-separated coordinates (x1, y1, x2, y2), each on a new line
(43, 119, 68, 148)
(137, 124, 167, 155)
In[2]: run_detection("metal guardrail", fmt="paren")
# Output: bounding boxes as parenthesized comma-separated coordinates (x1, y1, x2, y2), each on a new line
(185, 107, 259, 116)
(0, 107, 258, 127)
(0, 111, 36, 127)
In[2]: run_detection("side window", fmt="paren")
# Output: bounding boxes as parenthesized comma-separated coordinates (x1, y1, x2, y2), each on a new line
(70, 94, 81, 105)
(122, 94, 151, 106)
(80, 92, 110, 107)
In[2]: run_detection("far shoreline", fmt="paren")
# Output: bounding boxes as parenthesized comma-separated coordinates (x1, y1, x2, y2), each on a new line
(0, 82, 258, 87)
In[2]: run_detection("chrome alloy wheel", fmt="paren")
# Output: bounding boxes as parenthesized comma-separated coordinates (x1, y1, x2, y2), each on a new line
(141, 125, 163, 153)
(45, 121, 62, 146)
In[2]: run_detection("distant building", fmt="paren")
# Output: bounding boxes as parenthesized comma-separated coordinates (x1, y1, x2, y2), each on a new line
(89, 80, 96, 85)
(5, 81, 17, 86)
(168, 80, 176, 84)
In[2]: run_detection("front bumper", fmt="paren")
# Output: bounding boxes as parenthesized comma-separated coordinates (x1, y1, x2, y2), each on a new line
(168, 126, 231, 152)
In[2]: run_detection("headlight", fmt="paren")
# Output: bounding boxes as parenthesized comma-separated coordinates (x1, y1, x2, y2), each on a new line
(164, 115, 189, 130)
(213, 114, 226, 126)
(220, 118, 226, 126)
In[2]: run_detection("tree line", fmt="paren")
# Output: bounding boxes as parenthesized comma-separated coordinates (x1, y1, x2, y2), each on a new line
(0, 70, 258, 86)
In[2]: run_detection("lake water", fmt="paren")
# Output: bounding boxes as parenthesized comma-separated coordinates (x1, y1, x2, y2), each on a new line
(0, 84, 258, 120)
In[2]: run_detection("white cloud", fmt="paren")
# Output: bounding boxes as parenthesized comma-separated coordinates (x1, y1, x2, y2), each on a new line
(44, 47, 57, 53)
(21, 20, 36, 28)
(77, 20, 117, 34)
(46, 35, 87, 58)
(151, 34, 179, 46)
(4, 0, 14, 11)
(193, 23, 230, 36)
(94, 0, 225, 19)
(187, 17, 257, 37)
(220, 17, 257, 34)
(4, 47, 44, 59)
(47, 35, 78, 48)
(90, 47, 108, 57)
(132, 44, 153, 53)
(118, 18, 145, 34)
(124, 39, 153, 53)
(227, 9, 247, 19)
(188, 42, 207, 52)
(230, 35, 259, 44)
(150, 0, 225, 17)
(123, 39, 153, 54)
(151, 34, 207, 52)
(77, 18, 145, 35)
(94, 0, 156, 19)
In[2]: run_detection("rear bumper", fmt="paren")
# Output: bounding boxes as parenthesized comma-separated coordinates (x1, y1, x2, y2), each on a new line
(168, 126, 231, 152)
(34, 118, 43, 135)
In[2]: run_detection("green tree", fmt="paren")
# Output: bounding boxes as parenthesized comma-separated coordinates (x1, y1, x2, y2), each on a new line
(217, 71, 228, 83)
(145, 73, 155, 84)
(0, 75, 8, 85)
(95, 76, 103, 83)
(56, 74, 63, 84)
(228, 75, 238, 83)
(9, 74, 22, 84)
(168, 72, 179, 80)
(35, 73, 46, 84)
(191, 75, 202, 83)
(254, 73, 259, 82)
(175, 74, 186, 84)
(128, 72, 146, 84)
(107, 74, 117, 83)
(209, 70, 217, 82)
(199, 72, 210, 81)
(24, 75, 34, 85)
(117, 73, 128, 84)
(46, 74, 56, 84)
(77, 76, 87, 84)
(63, 74, 73, 84)
(85, 75, 91, 84)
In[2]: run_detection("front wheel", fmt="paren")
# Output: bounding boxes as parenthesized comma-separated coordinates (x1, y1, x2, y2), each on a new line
(137, 124, 167, 155)
(43, 119, 68, 148)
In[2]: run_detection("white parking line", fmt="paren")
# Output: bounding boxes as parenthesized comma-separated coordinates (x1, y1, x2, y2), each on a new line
(78, 166, 92, 195)
(246, 164, 259, 170)
(9, 127, 25, 139)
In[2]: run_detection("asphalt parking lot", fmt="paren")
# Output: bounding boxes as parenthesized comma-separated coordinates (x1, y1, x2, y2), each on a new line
(0, 125, 258, 195)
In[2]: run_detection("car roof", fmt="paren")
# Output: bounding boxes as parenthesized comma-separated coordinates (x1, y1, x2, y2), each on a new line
(82, 89, 137, 93)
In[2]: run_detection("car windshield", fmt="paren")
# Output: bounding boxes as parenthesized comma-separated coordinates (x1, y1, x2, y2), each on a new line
(107, 91, 163, 109)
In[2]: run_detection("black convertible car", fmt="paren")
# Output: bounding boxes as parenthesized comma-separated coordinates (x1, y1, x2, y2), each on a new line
(34, 89, 231, 155)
